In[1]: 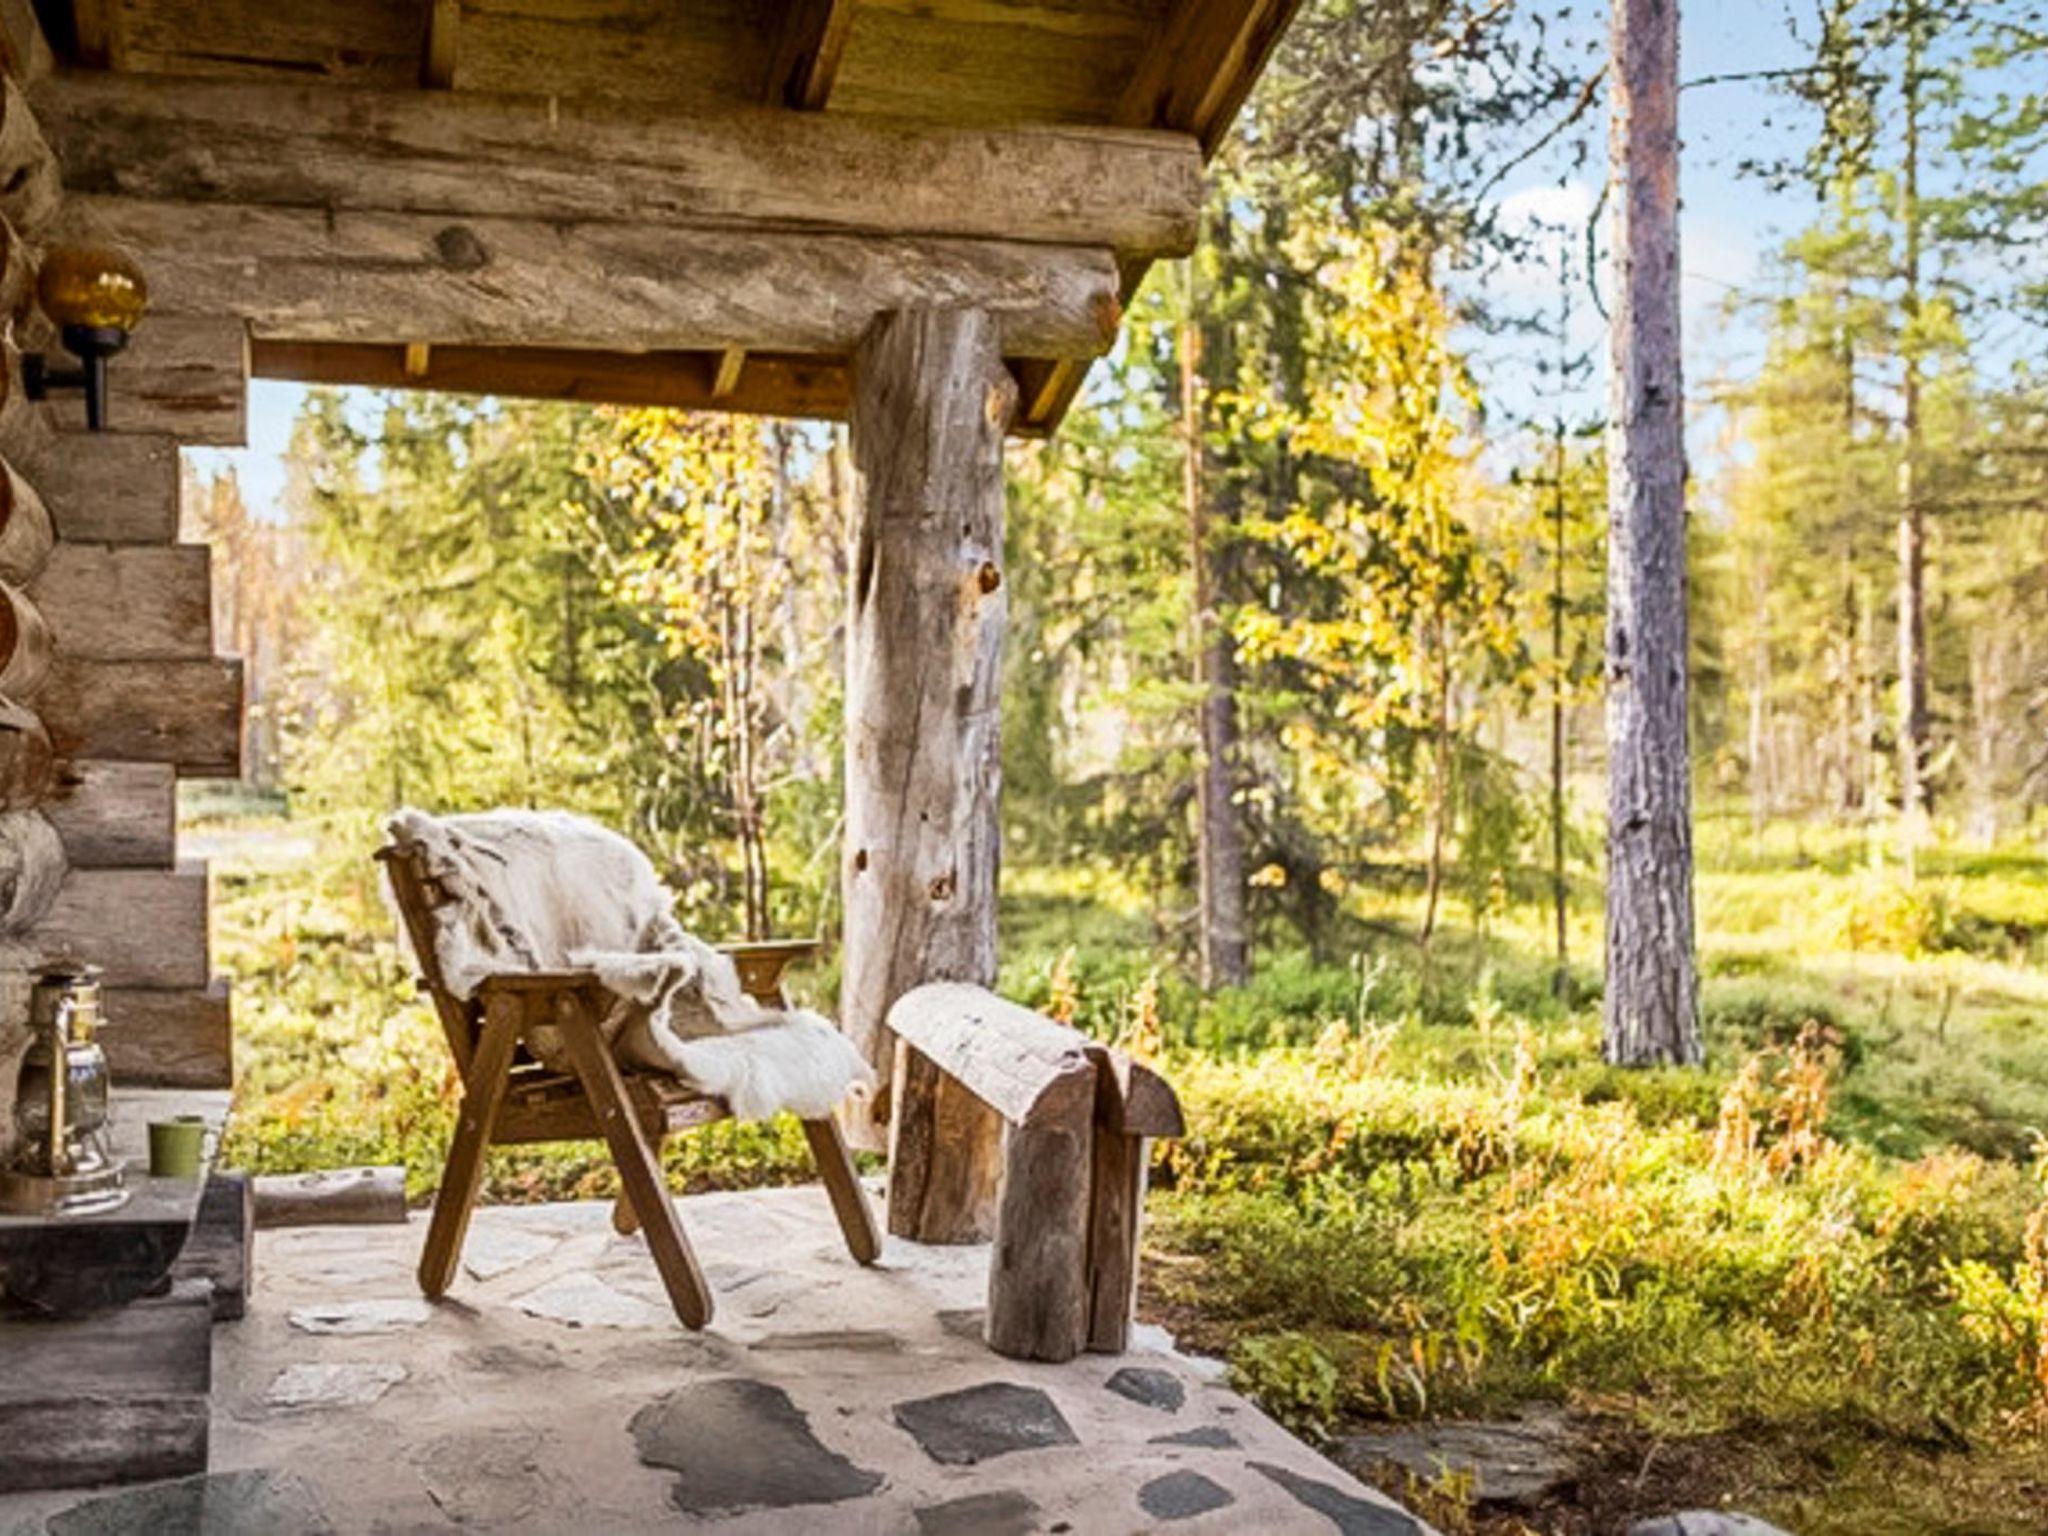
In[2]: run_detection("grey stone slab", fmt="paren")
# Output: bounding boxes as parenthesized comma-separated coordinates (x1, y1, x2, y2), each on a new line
(1251, 1461, 1426, 1536)
(459, 1224, 559, 1281)
(44, 1469, 333, 1536)
(285, 1297, 434, 1335)
(512, 1271, 669, 1329)
(892, 1381, 1080, 1466)
(265, 1362, 407, 1410)
(454, 1341, 564, 1374)
(913, 1489, 1042, 1536)
(1629, 1516, 1792, 1536)
(1105, 1365, 1185, 1413)
(1333, 1411, 1582, 1508)
(411, 1427, 558, 1527)
(1139, 1470, 1235, 1521)
(632, 1378, 884, 1513)
(1152, 1425, 1240, 1449)
(935, 1307, 984, 1340)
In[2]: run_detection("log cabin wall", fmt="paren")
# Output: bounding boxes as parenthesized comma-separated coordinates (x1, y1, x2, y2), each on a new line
(0, 15, 239, 1156)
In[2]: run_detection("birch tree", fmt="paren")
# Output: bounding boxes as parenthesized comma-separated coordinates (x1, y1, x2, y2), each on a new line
(1603, 0, 1702, 1065)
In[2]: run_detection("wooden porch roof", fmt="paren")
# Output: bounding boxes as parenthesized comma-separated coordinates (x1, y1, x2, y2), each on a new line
(20, 0, 1300, 433)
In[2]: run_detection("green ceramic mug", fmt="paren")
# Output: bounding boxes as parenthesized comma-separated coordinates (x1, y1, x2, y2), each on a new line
(147, 1114, 216, 1179)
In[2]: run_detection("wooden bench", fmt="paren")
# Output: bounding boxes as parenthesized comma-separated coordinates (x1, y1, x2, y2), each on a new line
(886, 982, 1184, 1362)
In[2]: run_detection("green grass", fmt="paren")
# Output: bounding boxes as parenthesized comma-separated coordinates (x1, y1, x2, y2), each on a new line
(205, 808, 2048, 1534)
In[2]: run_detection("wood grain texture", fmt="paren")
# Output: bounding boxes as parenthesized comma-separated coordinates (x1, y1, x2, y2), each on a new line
(0, 575, 49, 695)
(769, 0, 853, 110)
(1084, 1120, 1148, 1353)
(0, 454, 53, 582)
(100, 980, 232, 1087)
(34, 47, 1201, 258)
(0, 0, 51, 82)
(16, 430, 180, 543)
(886, 981, 1100, 1126)
(71, 194, 1122, 361)
(253, 340, 853, 423)
(0, 73, 58, 234)
(40, 655, 242, 774)
(0, 805, 64, 931)
(253, 1165, 407, 1229)
(0, 694, 53, 807)
(843, 307, 1012, 1216)
(985, 1054, 1096, 1362)
(46, 760, 177, 866)
(27, 861, 209, 987)
(31, 542, 213, 658)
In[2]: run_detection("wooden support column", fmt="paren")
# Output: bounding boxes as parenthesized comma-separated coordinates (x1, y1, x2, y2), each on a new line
(844, 307, 1013, 1242)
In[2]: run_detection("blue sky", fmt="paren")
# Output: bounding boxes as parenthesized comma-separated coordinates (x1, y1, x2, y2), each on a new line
(188, 1, 1823, 522)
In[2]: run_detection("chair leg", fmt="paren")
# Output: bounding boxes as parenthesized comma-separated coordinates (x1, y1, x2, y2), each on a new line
(418, 990, 522, 1300)
(558, 999, 713, 1329)
(612, 1134, 658, 1237)
(802, 1116, 882, 1266)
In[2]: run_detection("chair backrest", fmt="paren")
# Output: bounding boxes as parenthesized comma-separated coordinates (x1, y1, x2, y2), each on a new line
(374, 843, 480, 1074)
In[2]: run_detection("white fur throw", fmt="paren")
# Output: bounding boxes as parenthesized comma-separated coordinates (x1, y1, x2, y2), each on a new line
(382, 808, 871, 1121)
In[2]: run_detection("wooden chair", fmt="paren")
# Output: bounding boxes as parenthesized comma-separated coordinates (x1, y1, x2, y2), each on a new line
(376, 842, 881, 1330)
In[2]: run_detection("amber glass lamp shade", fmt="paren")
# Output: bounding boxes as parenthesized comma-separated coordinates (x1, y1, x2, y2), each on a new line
(36, 244, 148, 333)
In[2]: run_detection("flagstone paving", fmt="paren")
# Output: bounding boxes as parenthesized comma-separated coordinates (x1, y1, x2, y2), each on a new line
(0, 1184, 1434, 1534)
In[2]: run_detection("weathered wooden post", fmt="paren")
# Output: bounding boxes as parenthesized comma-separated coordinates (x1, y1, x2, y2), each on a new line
(842, 307, 1012, 1241)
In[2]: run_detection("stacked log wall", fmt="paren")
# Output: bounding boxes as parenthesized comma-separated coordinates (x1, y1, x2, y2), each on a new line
(0, 62, 241, 1156)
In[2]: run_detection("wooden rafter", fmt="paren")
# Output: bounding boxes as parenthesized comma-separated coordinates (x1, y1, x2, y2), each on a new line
(1015, 0, 1303, 433)
(420, 0, 458, 89)
(250, 339, 853, 423)
(767, 0, 852, 111)
(48, 0, 122, 69)
(1115, 0, 1298, 152)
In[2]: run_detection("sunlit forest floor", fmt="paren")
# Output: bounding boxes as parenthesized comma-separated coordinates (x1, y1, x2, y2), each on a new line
(201, 798, 2048, 1535)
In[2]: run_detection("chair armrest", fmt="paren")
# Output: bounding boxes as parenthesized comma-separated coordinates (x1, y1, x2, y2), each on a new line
(475, 970, 610, 997)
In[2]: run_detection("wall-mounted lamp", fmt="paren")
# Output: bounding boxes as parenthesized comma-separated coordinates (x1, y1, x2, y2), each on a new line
(23, 244, 148, 432)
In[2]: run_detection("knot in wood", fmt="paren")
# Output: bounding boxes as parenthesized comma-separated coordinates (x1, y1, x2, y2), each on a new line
(976, 561, 1001, 595)
(928, 869, 957, 902)
(853, 847, 869, 873)
(984, 376, 1016, 430)
(433, 224, 490, 273)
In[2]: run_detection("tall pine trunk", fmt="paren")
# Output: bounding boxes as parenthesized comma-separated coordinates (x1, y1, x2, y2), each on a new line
(1895, 1, 1930, 877)
(1180, 288, 1249, 989)
(1603, 0, 1701, 1066)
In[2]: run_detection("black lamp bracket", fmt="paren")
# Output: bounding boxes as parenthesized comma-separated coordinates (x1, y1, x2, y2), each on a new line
(23, 324, 132, 432)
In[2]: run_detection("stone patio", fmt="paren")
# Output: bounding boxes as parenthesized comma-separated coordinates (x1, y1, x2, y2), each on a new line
(0, 1184, 1432, 1534)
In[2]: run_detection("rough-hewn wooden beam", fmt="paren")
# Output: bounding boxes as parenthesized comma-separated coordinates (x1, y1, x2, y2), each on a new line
(29, 862, 209, 988)
(102, 981, 231, 1087)
(770, 0, 853, 111)
(74, 194, 1121, 361)
(16, 430, 180, 543)
(40, 655, 243, 775)
(32, 543, 213, 659)
(46, 760, 176, 867)
(34, 70, 1202, 260)
(252, 339, 854, 421)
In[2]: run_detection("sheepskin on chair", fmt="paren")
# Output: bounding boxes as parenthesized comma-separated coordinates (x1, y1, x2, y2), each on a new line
(382, 808, 871, 1121)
